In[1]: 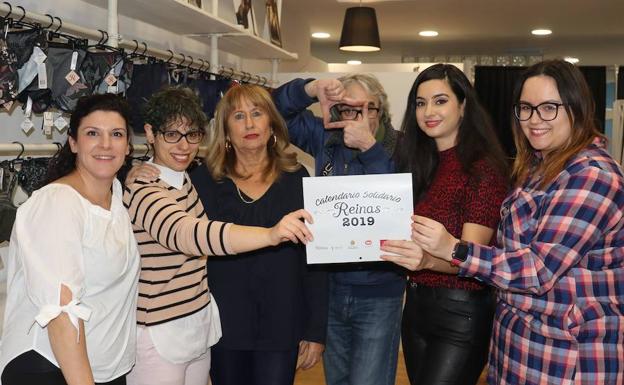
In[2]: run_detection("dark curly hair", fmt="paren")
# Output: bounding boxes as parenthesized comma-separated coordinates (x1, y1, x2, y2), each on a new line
(143, 87, 208, 133)
(45, 94, 132, 184)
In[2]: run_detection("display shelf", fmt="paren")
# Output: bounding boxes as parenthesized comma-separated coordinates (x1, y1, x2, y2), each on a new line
(82, 0, 297, 60)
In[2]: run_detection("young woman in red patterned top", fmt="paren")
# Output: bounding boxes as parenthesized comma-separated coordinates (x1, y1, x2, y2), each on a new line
(383, 64, 509, 385)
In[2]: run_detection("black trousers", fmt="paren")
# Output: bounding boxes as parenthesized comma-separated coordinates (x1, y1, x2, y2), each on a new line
(210, 344, 299, 385)
(1, 350, 126, 385)
(401, 283, 494, 385)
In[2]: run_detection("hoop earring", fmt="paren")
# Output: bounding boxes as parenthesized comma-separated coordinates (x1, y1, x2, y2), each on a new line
(270, 134, 277, 148)
(225, 139, 232, 151)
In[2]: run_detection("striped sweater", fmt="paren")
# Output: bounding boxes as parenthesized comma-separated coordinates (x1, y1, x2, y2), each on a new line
(123, 174, 233, 326)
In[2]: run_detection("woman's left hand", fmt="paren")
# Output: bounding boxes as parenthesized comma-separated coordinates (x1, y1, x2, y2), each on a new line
(380, 240, 425, 271)
(411, 215, 458, 261)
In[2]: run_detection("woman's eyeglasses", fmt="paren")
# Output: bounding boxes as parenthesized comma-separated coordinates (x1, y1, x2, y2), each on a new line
(513, 102, 565, 122)
(158, 130, 205, 144)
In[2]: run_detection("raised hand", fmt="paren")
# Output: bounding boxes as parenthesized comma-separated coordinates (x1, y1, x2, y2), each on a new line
(306, 79, 346, 127)
(269, 209, 314, 245)
(325, 102, 376, 151)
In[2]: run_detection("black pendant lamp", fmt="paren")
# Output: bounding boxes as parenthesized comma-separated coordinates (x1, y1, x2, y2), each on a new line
(339, 6, 381, 52)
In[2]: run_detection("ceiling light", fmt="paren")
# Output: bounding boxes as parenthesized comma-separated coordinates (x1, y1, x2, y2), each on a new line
(531, 29, 552, 36)
(564, 57, 579, 64)
(419, 30, 438, 37)
(347, 60, 362, 65)
(312, 32, 330, 39)
(339, 7, 381, 52)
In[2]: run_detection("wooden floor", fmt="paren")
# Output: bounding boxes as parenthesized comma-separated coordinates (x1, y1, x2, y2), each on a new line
(294, 352, 488, 385)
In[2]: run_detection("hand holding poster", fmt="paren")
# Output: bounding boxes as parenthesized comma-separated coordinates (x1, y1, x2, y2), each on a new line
(303, 173, 413, 264)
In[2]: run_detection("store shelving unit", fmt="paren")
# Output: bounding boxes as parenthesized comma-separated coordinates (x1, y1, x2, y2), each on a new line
(83, 0, 298, 61)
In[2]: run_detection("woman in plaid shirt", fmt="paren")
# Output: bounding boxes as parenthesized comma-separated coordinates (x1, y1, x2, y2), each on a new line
(382, 59, 624, 385)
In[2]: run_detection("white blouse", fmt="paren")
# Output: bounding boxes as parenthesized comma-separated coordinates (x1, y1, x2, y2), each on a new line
(0, 180, 140, 382)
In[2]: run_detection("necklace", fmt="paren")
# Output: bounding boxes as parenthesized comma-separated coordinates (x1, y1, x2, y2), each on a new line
(235, 184, 257, 204)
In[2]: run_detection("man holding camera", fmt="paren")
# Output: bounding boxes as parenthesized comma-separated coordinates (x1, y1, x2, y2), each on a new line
(273, 75, 404, 385)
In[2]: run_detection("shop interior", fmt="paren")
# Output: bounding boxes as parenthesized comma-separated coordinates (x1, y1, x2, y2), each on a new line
(0, 1, 623, 384)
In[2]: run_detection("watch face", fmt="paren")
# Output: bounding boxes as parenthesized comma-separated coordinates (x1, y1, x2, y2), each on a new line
(454, 241, 470, 261)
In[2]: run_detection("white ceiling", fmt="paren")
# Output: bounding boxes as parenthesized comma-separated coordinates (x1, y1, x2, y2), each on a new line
(284, 0, 624, 64)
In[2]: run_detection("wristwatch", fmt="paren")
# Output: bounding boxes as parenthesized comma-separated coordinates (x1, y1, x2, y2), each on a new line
(450, 240, 470, 267)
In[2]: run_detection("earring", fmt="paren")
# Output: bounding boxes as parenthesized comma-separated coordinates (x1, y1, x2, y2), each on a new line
(270, 134, 277, 148)
(225, 138, 232, 151)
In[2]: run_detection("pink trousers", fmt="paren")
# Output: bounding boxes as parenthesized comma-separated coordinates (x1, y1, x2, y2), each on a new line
(126, 327, 211, 385)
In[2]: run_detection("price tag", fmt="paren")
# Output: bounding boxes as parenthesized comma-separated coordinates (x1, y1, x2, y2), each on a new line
(54, 115, 68, 132)
(43, 111, 55, 135)
(24, 97, 33, 118)
(70, 51, 78, 71)
(65, 70, 80, 85)
(38, 63, 48, 89)
(33, 47, 47, 65)
(21, 118, 34, 134)
(104, 73, 117, 86)
(43, 122, 52, 136)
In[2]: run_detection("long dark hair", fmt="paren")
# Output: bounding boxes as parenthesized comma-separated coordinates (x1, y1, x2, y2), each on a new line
(511, 59, 604, 188)
(394, 64, 508, 201)
(45, 94, 132, 184)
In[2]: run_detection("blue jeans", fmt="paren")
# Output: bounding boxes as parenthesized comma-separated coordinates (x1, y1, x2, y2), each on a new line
(323, 282, 403, 385)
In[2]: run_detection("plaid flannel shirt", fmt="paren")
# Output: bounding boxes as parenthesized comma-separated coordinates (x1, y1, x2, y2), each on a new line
(459, 139, 624, 385)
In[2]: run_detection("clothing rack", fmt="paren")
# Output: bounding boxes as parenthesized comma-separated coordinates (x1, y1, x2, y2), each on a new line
(0, 2, 268, 85)
(0, 143, 209, 157)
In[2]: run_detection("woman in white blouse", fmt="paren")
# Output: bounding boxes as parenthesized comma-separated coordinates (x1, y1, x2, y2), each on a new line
(0, 94, 140, 385)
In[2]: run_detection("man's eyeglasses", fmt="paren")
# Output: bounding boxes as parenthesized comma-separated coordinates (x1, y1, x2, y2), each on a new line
(336, 104, 380, 121)
(513, 102, 565, 122)
(158, 130, 205, 144)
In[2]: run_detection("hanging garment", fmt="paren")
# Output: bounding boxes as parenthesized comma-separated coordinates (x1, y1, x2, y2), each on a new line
(168, 66, 190, 87)
(0, 162, 17, 242)
(0, 34, 19, 105)
(187, 76, 231, 119)
(125, 61, 169, 133)
(15, 43, 53, 113)
(15, 45, 47, 94)
(81, 51, 132, 95)
(17, 157, 50, 196)
(46, 44, 90, 112)
(5, 29, 41, 70)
